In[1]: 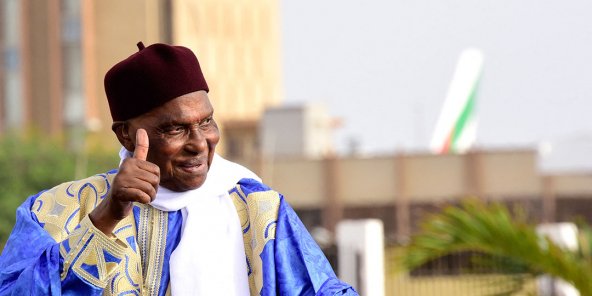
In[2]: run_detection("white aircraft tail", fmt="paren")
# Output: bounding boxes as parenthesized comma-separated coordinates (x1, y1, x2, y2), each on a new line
(430, 48, 484, 154)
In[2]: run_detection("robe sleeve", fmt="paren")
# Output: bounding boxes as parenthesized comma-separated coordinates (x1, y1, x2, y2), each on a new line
(273, 198, 358, 296)
(0, 176, 128, 295)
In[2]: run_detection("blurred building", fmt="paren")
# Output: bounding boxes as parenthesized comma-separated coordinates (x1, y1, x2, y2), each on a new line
(0, 0, 282, 153)
(223, 103, 337, 170)
(259, 104, 334, 159)
(172, 0, 283, 158)
(0, 0, 166, 147)
(538, 133, 592, 174)
(234, 149, 592, 242)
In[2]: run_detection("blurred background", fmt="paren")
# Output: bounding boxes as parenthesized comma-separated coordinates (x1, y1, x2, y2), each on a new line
(1, 0, 592, 295)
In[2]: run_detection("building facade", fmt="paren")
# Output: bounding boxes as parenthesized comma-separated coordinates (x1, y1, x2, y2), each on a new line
(0, 0, 282, 154)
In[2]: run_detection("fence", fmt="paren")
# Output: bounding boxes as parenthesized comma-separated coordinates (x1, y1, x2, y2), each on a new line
(385, 249, 538, 296)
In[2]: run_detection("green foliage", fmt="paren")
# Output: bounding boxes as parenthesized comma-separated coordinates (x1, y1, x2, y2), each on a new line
(401, 199, 592, 295)
(0, 133, 118, 247)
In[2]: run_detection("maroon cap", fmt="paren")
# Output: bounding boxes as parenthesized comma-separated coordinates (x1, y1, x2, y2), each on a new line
(104, 42, 209, 121)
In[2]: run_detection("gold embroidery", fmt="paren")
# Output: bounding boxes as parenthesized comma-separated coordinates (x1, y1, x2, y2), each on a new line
(32, 172, 144, 295)
(141, 205, 168, 296)
(230, 186, 280, 295)
(105, 212, 143, 296)
(60, 225, 90, 279)
(59, 216, 129, 289)
(32, 173, 115, 241)
(134, 203, 169, 295)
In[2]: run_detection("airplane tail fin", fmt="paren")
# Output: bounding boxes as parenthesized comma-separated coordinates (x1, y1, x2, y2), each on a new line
(430, 48, 484, 154)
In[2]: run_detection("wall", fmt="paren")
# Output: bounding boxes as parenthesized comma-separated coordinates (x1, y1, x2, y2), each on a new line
(234, 149, 592, 239)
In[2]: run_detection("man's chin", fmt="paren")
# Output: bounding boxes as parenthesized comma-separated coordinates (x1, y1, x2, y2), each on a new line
(161, 178, 206, 192)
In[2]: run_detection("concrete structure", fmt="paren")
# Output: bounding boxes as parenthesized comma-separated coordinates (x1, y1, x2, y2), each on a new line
(337, 219, 385, 296)
(82, 0, 170, 147)
(235, 149, 592, 241)
(259, 104, 334, 159)
(0, 0, 67, 134)
(172, 0, 282, 121)
(172, 0, 283, 155)
(0, 0, 169, 148)
(0, 0, 282, 154)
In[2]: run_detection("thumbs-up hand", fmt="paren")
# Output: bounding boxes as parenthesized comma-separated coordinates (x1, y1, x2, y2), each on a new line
(89, 128, 161, 235)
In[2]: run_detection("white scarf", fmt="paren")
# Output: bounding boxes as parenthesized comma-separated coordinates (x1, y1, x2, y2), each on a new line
(119, 148, 259, 295)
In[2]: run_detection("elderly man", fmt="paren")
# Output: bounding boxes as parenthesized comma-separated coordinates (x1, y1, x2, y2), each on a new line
(0, 42, 356, 295)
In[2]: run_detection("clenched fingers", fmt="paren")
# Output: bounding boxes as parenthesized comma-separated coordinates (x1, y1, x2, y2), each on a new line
(113, 158, 160, 204)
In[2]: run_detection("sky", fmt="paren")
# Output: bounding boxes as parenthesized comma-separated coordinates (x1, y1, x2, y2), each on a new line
(280, 0, 592, 157)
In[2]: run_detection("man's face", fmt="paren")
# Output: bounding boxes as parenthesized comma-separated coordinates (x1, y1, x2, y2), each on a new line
(124, 90, 220, 192)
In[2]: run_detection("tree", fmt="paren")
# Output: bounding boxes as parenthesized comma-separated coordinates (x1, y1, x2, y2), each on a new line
(0, 133, 118, 247)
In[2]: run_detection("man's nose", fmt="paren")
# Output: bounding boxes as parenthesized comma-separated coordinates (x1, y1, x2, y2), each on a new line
(184, 128, 208, 153)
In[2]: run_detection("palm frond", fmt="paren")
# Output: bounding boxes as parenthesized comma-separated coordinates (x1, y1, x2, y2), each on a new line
(400, 199, 592, 295)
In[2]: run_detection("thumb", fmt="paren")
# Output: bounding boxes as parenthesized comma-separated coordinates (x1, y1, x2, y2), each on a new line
(133, 128, 149, 160)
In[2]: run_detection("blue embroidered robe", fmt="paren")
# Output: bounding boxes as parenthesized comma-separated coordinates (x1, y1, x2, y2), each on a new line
(0, 170, 357, 296)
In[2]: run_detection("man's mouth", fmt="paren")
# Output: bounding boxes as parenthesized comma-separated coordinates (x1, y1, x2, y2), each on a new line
(177, 159, 206, 174)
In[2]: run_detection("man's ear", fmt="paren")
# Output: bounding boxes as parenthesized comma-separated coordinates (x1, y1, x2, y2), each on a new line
(112, 122, 135, 152)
